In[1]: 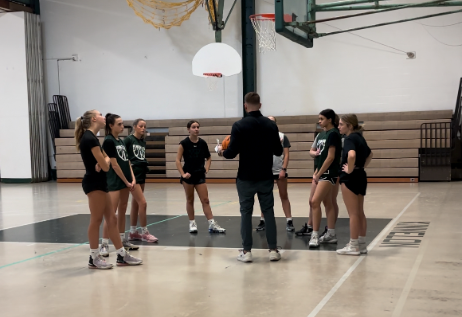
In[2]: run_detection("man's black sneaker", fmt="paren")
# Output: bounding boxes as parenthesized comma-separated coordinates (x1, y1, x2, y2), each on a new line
(256, 220, 266, 231)
(295, 223, 313, 236)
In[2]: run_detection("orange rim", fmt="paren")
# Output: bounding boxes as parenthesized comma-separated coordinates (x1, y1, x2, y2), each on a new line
(249, 13, 275, 21)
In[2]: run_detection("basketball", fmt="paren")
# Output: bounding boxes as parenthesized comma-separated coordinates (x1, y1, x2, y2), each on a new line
(222, 135, 231, 150)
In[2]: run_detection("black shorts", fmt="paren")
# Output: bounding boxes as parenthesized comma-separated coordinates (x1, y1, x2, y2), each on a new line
(340, 169, 367, 196)
(132, 165, 149, 185)
(273, 173, 288, 180)
(319, 175, 338, 185)
(181, 172, 206, 185)
(82, 175, 108, 195)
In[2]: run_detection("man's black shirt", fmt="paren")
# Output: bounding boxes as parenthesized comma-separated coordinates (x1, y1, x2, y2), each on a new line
(223, 111, 283, 180)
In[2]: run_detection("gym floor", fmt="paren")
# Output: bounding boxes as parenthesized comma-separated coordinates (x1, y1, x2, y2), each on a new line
(0, 181, 461, 317)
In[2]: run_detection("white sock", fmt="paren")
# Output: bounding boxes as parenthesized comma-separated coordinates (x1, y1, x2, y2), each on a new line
(120, 233, 125, 241)
(350, 239, 359, 246)
(312, 231, 319, 237)
(308, 224, 313, 229)
(359, 236, 366, 244)
(286, 218, 292, 222)
(90, 249, 99, 260)
(130, 226, 137, 234)
(190, 220, 195, 224)
(116, 247, 126, 257)
(328, 228, 336, 235)
(260, 217, 265, 221)
(141, 226, 148, 234)
(102, 238, 109, 245)
(208, 219, 215, 225)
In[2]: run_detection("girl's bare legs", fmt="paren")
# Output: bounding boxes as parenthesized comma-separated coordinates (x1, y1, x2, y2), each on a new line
(183, 183, 195, 220)
(194, 184, 213, 220)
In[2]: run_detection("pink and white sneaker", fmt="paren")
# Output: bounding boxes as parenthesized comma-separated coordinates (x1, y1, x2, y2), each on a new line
(141, 231, 158, 243)
(129, 231, 142, 241)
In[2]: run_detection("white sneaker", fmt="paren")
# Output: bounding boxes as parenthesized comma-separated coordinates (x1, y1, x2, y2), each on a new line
(99, 243, 109, 257)
(237, 250, 253, 263)
(359, 242, 368, 254)
(319, 233, 338, 244)
(189, 221, 198, 233)
(309, 235, 320, 248)
(208, 221, 226, 233)
(269, 250, 281, 261)
(337, 243, 360, 255)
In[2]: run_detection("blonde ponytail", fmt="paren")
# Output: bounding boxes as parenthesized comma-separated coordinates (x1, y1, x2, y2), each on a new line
(74, 111, 95, 150)
(341, 114, 363, 132)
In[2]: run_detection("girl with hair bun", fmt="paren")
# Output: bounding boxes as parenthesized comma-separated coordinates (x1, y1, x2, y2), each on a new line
(337, 114, 373, 256)
(175, 120, 226, 234)
(122, 118, 158, 243)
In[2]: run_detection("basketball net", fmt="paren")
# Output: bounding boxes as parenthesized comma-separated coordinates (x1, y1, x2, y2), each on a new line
(250, 14, 276, 53)
(204, 73, 222, 91)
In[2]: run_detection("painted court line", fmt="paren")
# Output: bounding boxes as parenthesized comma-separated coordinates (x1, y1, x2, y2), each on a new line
(392, 238, 429, 317)
(306, 192, 421, 317)
(0, 214, 78, 231)
(0, 214, 185, 270)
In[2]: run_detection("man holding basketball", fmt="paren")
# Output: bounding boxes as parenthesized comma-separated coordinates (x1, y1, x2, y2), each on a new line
(218, 92, 283, 263)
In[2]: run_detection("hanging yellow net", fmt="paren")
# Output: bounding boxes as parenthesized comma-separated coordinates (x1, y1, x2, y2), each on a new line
(126, 0, 218, 30)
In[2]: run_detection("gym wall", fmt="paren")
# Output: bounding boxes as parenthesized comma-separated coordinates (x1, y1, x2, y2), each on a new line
(39, 0, 243, 120)
(40, 0, 460, 120)
(257, 1, 462, 116)
(0, 12, 33, 180)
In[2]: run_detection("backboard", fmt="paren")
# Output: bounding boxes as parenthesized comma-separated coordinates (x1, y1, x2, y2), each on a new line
(275, 0, 313, 48)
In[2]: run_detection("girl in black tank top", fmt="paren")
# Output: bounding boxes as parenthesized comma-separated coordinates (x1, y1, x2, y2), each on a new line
(337, 114, 373, 256)
(75, 110, 141, 269)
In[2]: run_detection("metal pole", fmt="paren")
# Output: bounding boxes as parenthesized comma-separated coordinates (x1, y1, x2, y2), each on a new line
(289, 0, 452, 25)
(317, 1, 462, 10)
(316, 0, 386, 9)
(314, 8, 462, 37)
(241, 0, 256, 117)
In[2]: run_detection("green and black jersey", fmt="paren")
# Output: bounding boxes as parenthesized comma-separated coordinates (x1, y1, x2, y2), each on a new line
(314, 128, 342, 177)
(102, 134, 132, 191)
(124, 134, 149, 183)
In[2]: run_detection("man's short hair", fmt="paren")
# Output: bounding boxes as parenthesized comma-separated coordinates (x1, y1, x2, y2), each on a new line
(244, 92, 260, 105)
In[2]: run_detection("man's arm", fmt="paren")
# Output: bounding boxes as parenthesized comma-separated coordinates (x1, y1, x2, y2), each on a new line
(222, 123, 239, 159)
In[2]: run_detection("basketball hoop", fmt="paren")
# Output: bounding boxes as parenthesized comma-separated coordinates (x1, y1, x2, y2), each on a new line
(203, 73, 222, 91)
(250, 14, 276, 53)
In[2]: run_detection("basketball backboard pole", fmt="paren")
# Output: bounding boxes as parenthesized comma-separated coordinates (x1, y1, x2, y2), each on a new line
(205, 0, 239, 43)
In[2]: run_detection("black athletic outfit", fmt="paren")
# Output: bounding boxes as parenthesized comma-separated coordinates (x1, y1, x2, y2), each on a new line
(80, 130, 108, 194)
(339, 132, 371, 196)
(180, 137, 211, 185)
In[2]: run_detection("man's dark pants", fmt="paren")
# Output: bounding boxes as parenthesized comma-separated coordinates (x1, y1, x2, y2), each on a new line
(236, 178, 277, 251)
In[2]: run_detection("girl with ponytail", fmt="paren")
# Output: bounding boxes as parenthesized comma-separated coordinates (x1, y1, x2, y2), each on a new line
(75, 110, 141, 269)
(337, 114, 372, 256)
(100, 114, 152, 259)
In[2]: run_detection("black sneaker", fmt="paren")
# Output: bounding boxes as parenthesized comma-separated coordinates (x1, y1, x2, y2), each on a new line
(295, 223, 313, 236)
(319, 225, 328, 239)
(286, 220, 295, 232)
(256, 220, 266, 231)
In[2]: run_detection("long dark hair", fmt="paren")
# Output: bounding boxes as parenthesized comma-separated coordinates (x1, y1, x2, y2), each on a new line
(319, 109, 337, 126)
(105, 113, 120, 136)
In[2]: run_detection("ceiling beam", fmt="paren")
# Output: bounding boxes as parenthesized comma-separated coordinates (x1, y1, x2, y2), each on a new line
(0, 0, 34, 13)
